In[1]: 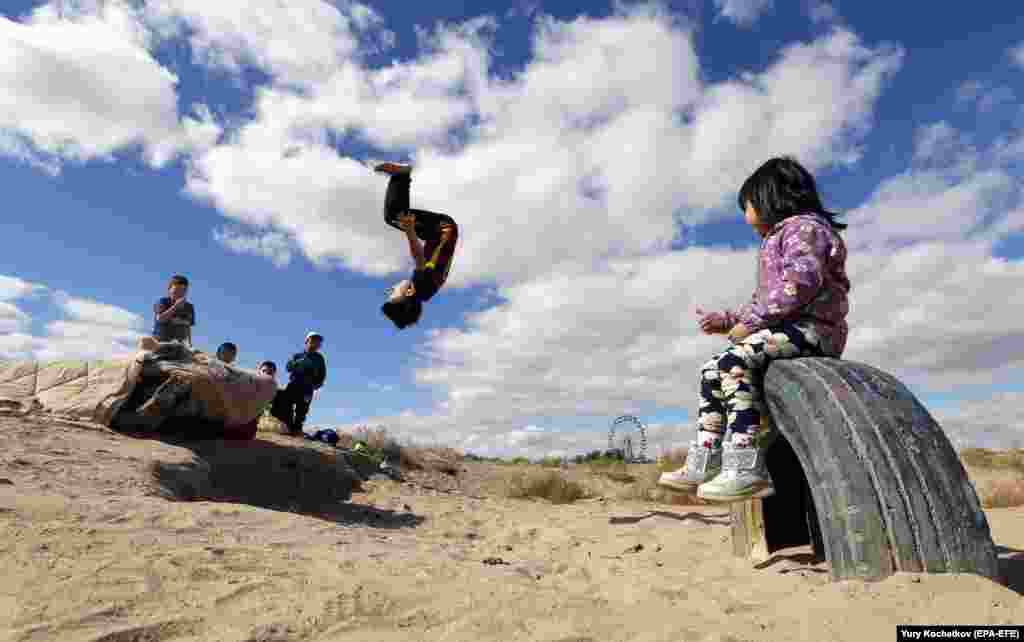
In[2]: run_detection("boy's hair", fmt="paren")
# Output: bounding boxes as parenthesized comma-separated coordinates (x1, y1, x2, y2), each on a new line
(259, 360, 276, 371)
(381, 297, 423, 329)
(217, 342, 237, 353)
(738, 156, 847, 231)
(168, 274, 189, 289)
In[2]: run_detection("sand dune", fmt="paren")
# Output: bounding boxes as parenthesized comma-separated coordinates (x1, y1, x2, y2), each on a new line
(1, 416, 1021, 642)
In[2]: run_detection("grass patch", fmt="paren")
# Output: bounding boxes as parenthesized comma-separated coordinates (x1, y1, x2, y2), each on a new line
(505, 470, 589, 504)
(588, 460, 636, 483)
(256, 419, 460, 475)
(979, 478, 1024, 508)
(959, 448, 1024, 475)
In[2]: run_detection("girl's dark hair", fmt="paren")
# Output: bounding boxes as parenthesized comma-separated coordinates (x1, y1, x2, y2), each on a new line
(168, 274, 189, 288)
(217, 342, 237, 353)
(259, 360, 276, 371)
(381, 298, 423, 330)
(738, 156, 846, 231)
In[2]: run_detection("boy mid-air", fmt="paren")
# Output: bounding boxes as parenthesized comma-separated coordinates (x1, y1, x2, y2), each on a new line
(374, 162, 459, 329)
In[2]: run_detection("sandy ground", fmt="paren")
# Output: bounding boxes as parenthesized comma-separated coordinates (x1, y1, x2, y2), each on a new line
(1, 416, 1022, 642)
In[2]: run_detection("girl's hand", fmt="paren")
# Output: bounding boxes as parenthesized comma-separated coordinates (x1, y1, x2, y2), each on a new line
(695, 306, 730, 334)
(727, 323, 752, 344)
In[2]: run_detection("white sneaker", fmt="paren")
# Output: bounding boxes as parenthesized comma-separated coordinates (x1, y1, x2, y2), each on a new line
(696, 441, 775, 503)
(657, 440, 723, 492)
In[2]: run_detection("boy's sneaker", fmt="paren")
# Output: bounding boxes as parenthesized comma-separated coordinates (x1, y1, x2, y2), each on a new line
(696, 440, 775, 503)
(374, 162, 412, 175)
(657, 440, 723, 491)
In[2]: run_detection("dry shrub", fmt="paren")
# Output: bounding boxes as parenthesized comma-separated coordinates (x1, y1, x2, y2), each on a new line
(335, 431, 356, 449)
(351, 425, 391, 451)
(257, 414, 288, 434)
(592, 460, 635, 483)
(413, 447, 462, 475)
(657, 448, 688, 473)
(506, 470, 589, 504)
(979, 478, 1024, 509)
(619, 467, 710, 506)
(343, 425, 463, 474)
(960, 448, 1024, 474)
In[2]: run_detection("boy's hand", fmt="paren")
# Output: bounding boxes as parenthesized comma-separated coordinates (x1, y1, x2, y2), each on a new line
(727, 323, 752, 344)
(397, 212, 416, 233)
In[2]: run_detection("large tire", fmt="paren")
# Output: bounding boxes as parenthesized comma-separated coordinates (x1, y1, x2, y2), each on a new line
(762, 357, 1000, 583)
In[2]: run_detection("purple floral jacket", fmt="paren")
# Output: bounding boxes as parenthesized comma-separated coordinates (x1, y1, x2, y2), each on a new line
(722, 213, 851, 357)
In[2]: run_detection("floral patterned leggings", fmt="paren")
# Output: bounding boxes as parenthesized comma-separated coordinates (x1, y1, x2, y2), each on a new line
(698, 322, 824, 442)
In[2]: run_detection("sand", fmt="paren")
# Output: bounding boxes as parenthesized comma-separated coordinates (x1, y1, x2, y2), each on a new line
(1, 416, 1021, 642)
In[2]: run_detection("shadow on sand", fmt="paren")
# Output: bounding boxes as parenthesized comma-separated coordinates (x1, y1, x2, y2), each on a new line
(125, 424, 424, 530)
(996, 545, 1024, 595)
(608, 510, 731, 526)
(753, 550, 828, 572)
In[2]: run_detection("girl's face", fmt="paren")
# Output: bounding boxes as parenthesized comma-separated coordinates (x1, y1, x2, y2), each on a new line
(743, 200, 760, 227)
(744, 201, 772, 237)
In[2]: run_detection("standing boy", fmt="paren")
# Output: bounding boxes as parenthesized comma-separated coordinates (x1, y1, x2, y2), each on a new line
(271, 332, 327, 435)
(153, 274, 196, 345)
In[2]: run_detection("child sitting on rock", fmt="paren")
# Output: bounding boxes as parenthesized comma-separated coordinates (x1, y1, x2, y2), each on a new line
(152, 274, 195, 345)
(216, 342, 238, 364)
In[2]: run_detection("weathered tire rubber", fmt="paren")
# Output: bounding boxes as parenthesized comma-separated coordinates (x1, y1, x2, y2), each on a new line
(763, 357, 1000, 583)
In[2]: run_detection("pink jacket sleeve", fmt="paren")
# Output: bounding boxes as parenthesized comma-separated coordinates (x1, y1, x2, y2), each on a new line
(737, 222, 830, 332)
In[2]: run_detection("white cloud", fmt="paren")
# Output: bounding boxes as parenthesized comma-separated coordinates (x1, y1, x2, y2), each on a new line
(0, 302, 31, 334)
(0, 278, 143, 360)
(53, 291, 144, 330)
(183, 11, 900, 290)
(934, 393, 1024, 451)
(213, 227, 294, 267)
(714, 0, 773, 27)
(0, 1, 215, 171)
(143, 0, 393, 87)
(1009, 42, 1024, 69)
(0, 275, 47, 301)
(849, 120, 1021, 251)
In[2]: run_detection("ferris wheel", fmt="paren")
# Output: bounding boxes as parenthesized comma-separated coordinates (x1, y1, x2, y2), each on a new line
(608, 415, 648, 462)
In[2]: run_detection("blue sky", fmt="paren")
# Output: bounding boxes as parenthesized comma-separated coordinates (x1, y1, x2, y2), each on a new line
(1, 0, 1023, 456)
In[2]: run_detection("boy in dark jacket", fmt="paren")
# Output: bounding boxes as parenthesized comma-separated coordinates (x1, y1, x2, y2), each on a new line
(271, 332, 327, 435)
(152, 274, 196, 345)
